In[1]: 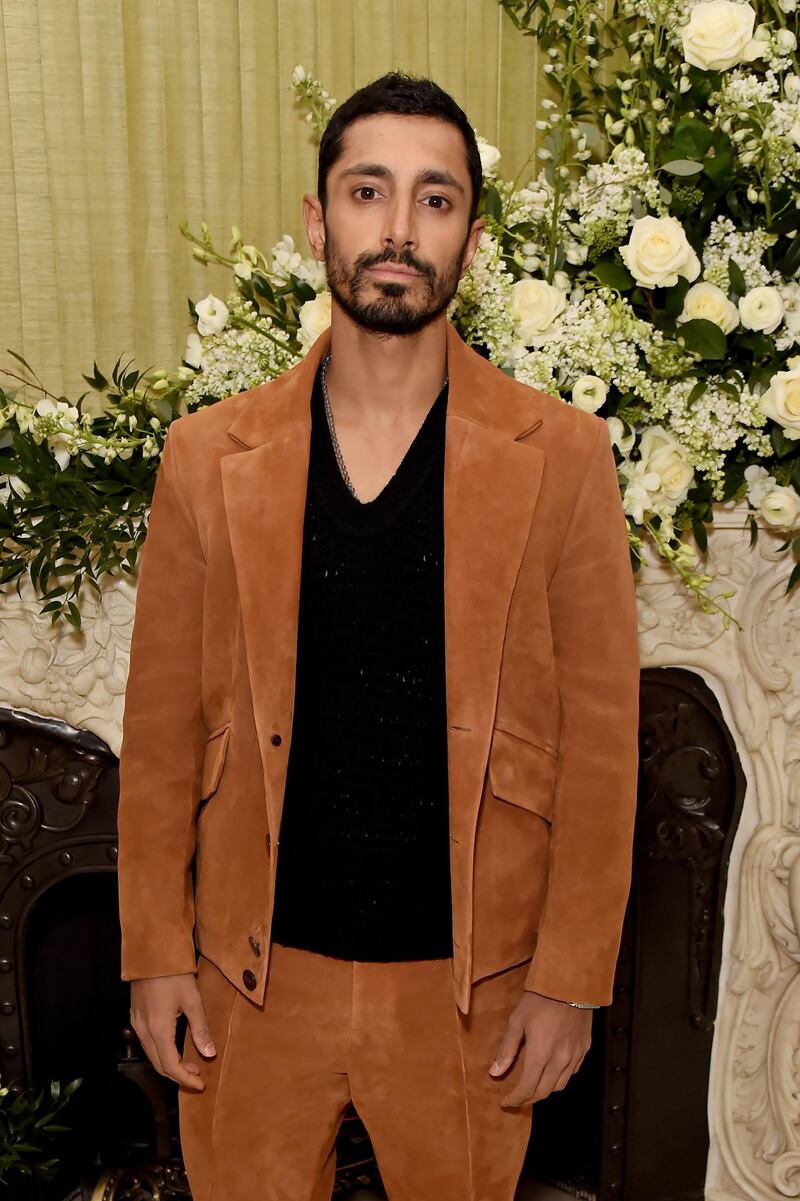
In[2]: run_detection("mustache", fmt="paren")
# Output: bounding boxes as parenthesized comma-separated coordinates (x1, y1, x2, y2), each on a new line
(354, 247, 436, 285)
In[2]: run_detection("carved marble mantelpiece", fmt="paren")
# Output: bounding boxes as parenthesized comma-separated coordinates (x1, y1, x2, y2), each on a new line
(0, 499, 797, 1200)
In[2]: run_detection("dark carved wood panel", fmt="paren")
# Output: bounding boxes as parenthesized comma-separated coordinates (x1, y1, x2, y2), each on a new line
(526, 666, 746, 1201)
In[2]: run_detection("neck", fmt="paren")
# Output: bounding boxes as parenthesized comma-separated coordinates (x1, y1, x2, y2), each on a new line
(322, 303, 448, 426)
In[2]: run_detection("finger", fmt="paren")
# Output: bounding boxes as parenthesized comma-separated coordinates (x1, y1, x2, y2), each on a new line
(530, 1063, 569, 1105)
(489, 1018, 525, 1077)
(500, 1051, 547, 1108)
(552, 1055, 580, 1094)
(153, 1031, 205, 1091)
(502, 1047, 570, 1108)
(135, 1029, 162, 1074)
(184, 991, 217, 1058)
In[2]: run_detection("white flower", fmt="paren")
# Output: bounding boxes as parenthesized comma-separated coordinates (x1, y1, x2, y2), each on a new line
(33, 397, 80, 470)
(619, 216, 701, 289)
(298, 291, 332, 352)
(571, 374, 608, 412)
(678, 281, 739, 333)
(739, 286, 785, 334)
(758, 365, 800, 437)
(606, 416, 636, 455)
(184, 332, 203, 369)
(619, 459, 665, 523)
(638, 424, 695, 505)
(744, 463, 776, 506)
(510, 278, 568, 346)
(195, 294, 229, 335)
(476, 137, 501, 176)
(759, 485, 800, 527)
(790, 115, 800, 148)
(292, 65, 307, 84)
(0, 473, 31, 500)
(680, 0, 757, 71)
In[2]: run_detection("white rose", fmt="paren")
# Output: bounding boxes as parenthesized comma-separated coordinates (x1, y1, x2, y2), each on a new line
(638, 425, 695, 505)
(195, 294, 229, 335)
(744, 463, 776, 506)
(298, 291, 332, 352)
(606, 416, 636, 455)
(476, 137, 501, 175)
(758, 366, 800, 438)
(184, 332, 203, 369)
(619, 215, 701, 289)
(678, 281, 739, 333)
(739, 286, 785, 334)
(510, 278, 568, 346)
(571, 375, 608, 412)
(759, 485, 800, 527)
(681, 0, 757, 71)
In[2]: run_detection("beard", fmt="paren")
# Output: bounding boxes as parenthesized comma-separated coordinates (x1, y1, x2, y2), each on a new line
(323, 226, 469, 337)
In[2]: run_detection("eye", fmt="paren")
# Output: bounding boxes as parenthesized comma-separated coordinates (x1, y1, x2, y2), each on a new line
(423, 195, 450, 210)
(355, 185, 380, 201)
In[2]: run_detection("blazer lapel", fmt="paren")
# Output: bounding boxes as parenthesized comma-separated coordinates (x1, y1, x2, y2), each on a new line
(220, 323, 547, 871)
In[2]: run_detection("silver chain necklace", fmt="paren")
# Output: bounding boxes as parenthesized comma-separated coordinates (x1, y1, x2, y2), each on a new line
(320, 353, 449, 502)
(320, 354, 358, 498)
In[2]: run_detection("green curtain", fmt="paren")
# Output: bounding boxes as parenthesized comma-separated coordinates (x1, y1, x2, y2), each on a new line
(0, 0, 545, 399)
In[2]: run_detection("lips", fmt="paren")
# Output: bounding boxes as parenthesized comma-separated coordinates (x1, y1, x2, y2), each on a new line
(368, 264, 421, 278)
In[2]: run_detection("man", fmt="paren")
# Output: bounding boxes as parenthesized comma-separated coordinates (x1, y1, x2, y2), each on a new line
(117, 73, 641, 1201)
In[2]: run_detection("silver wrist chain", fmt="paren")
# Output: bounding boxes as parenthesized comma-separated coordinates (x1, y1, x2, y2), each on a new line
(320, 353, 449, 502)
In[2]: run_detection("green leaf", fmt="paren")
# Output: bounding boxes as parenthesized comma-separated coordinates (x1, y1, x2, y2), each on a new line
(703, 144, 733, 185)
(787, 560, 800, 595)
(727, 259, 747, 298)
(780, 233, 800, 278)
(692, 517, 708, 553)
(661, 158, 704, 177)
(482, 184, 503, 223)
(749, 515, 758, 547)
(770, 424, 795, 459)
(677, 318, 727, 360)
(591, 257, 635, 291)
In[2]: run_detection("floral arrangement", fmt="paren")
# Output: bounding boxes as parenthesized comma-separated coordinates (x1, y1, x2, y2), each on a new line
(1, 11, 799, 630)
(0, 1073, 82, 1187)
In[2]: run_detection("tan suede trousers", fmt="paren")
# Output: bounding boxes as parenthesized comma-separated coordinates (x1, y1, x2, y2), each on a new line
(178, 943, 535, 1200)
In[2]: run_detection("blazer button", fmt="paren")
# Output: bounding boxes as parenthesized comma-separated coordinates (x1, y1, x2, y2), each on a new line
(248, 935, 261, 957)
(270, 733, 282, 747)
(242, 969, 257, 990)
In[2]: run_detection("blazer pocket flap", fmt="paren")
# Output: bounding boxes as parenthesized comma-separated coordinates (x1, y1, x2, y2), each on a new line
(487, 725, 558, 823)
(200, 723, 231, 801)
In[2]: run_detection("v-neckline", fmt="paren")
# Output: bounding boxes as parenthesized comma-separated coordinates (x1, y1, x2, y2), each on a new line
(310, 364, 448, 535)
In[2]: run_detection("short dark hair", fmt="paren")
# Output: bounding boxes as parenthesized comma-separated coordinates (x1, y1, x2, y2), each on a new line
(317, 72, 483, 224)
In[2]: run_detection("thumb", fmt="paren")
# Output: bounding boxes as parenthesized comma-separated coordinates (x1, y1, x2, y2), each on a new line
(489, 1020, 524, 1076)
(184, 991, 216, 1058)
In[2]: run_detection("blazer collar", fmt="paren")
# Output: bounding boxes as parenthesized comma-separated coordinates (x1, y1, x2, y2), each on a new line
(225, 320, 544, 450)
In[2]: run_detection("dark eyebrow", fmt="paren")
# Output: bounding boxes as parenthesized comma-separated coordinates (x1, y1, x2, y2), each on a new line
(339, 163, 465, 194)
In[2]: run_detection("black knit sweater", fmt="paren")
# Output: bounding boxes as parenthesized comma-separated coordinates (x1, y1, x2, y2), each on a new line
(269, 362, 453, 961)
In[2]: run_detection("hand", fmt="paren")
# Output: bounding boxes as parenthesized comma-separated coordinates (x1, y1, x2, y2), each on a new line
(489, 989, 592, 1107)
(130, 972, 216, 1091)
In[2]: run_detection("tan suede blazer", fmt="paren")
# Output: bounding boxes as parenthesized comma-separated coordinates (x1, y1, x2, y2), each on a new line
(117, 320, 641, 1016)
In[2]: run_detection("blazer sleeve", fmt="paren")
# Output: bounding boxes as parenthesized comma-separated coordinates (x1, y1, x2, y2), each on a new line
(116, 419, 206, 981)
(523, 418, 641, 1006)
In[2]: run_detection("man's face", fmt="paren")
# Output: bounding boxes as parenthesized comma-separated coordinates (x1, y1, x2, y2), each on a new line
(304, 114, 484, 337)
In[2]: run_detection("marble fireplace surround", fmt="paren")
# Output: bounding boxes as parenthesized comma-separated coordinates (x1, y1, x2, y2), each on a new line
(0, 500, 797, 1201)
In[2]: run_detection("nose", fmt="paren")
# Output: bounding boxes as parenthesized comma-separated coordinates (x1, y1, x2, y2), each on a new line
(381, 194, 418, 255)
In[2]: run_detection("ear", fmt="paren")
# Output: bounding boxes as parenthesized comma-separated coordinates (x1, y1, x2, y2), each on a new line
(460, 216, 486, 278)
(302, 193, 326, 261)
